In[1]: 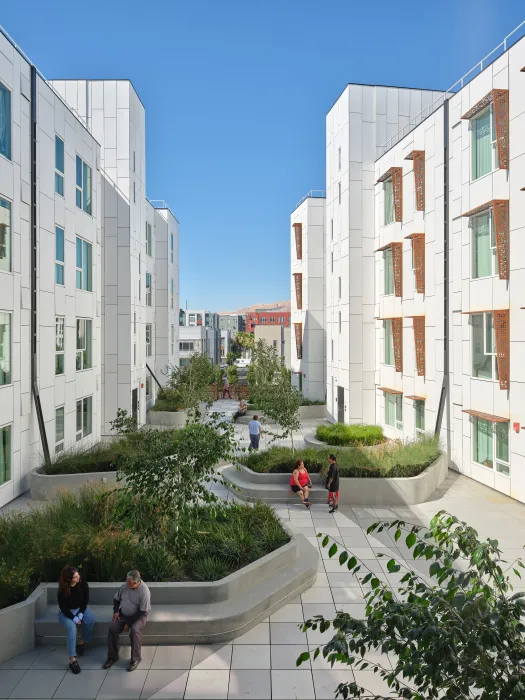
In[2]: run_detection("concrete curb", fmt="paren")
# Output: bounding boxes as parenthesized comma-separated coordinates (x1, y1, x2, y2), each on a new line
(304, 432, 388, 451)
(30, 468, 118, 501)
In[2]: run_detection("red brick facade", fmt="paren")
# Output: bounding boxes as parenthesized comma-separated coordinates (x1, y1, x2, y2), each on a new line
(246, 312, 291, 333)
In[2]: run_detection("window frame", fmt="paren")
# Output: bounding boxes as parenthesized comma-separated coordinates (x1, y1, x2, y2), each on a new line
(75, 236, 93, 292)
(0, 422, 11, 486)
(383, 247, 394, 296)
(170, 233, 174, 263)
(55, 406, 65, 454)
(146, 323, 153, 357)
(171, 325, 175, 355)
(471, 210, 496, 280)
(145, 272, 152, 306)
(179, 341, 194, 352)
(76, 318, 93, 371)
(146, 374, 152, 399)
(473, 417, 509, 476)
(385, 393, 403, 431)
(471, 312, 498, 382)
(0, 197, 12, 274)
(170, 278, 174, 309)
(338, 182, 341, 204)
(415, 400, 425, 436)
(76, 396, 92, 441)
(0, 311, 11, 387)
(383, 319, 394, 367)
(75, 155, 92, 215)
(146, 222, 152, 256)
(55, 316, 65, 376)
(471, 104, 498, 182)
(384, 177, 394, 226)
(55, 226, 65, 285)
(0, 81, 11, 161)
(55, 136, 64, 196)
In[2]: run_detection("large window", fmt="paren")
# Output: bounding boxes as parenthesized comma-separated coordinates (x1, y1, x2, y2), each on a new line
(146, 272, 152, 306)
(55, 407, 65, 454)
(0, 198, 11, 273)
(55, 136, 64, 196)
(171, 325, 175, 355)
(473, 418, 509, 476)
(0, 312, 11, 386)
(76, 319, 92, 370)
(76, 156, 92, 215)
(170, 278, 174, 309)
(76, 396, 92, 441)
(472, 312, 498, 381)
(384, 178, 394, 225)
(472, 211, 496, 279)
(472, 105, 498, 181)
(146, 323, 152, 357)
(76, 237, 92, 291)
(146, 375, 152, 400)
(0, 424, 11, 486)
(384, 320, 394, 366)
(146, 222, 152, 256)
(385, 393, 403, 430)
(415, 400, 425, 436)
(0, 82, 11, 160)
(170, 233, 174, 263)
(55, 316, 65, 375)
(180, 341, 194, 352)
(55, 226, 65, 285)
(383, 248, 394, 295)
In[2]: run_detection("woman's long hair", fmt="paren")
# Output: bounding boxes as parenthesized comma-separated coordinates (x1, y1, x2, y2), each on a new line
(295, 459, 304, 469)
(58, 565, 80, 595)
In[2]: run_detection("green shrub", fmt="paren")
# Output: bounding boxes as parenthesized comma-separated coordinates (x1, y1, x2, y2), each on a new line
(315, 423, 384, 446)
(299, 397, 326, 406)
(150, 388, 185, 412)
(240, 435, 441, 479)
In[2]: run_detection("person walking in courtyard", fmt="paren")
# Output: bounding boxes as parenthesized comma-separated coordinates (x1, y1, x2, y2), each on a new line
(290, 459, 313, 509)
(223, 374, 232, 399)
(248, 415, 263, 449)
(103, 570, 151, 672)
(232, 398, 248, 423)
(57, 565, 96, 674)
(326, 453, 340, 513)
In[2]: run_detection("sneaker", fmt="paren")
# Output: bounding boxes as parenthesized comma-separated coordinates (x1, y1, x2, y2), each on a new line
(102, 658, 118, 669)
(305, 501, 312, 509)
(69, 660, 81, 674)
(329, 505, 338, 513)
(128, 660, 141, 672)
(76, 643, 85, 657)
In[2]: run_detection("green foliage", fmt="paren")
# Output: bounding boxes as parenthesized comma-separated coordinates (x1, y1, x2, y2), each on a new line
(246, 339, 281, 400)
(299, 511, 525, 699)
(235, 331, 254, 350)
(315, 423, 384, 446)
(150, 388, 185, 412)
(0, 490, 288, 609)
(240, 435, 441, 478)
(110, 407, 139, 434)
(299, 396, 326, 406)
(226, 364, 239, 385)
(166, 352, 215, 415)
(256, 372, 302, 452)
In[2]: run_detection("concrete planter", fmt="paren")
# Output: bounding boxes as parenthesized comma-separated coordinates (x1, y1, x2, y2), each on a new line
(0, 524, 318, 662)
(298, 405, 326, 420)
(149, 409, 188, 426)
(223, 453, 448, 507)
(304, 432, 388, 451)
(30, 467, 118, 501)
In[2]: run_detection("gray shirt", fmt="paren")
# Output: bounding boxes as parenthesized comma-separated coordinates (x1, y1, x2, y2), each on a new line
(248, 420, 262, 436)
(114, 582, 151, 617)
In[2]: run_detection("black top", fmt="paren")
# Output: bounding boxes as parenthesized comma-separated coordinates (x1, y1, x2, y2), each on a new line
(57, 581, 89, 620)
(326, 462, 340, 492)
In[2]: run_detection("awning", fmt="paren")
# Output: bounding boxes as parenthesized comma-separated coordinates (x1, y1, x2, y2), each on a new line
(404, 232, 424, 240)
(404, 150, 424, 161)
(461, 199, 508, 218)
(378, 387, 403, 395)
(406, 395, 425, 401)
(461, 308, 508, 315)
(462, 409, 509, 423)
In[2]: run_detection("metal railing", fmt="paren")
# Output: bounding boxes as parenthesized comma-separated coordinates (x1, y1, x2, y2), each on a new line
(148, 199, 169, 209)
(295, 189, 326, 208)
(380, 19, 525, 155)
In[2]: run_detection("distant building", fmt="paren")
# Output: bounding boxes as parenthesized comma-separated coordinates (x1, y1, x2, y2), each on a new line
(246, 310, 291, 334)
(179, 326, 221, 366)
(182, 310, 219, 329)
(220, 330, 231, 364)
(255, 326, 291, 369)
(218, 314, 245, 335)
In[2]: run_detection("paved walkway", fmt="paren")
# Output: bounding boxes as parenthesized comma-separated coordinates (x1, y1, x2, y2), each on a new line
(2, 405, 525, 698)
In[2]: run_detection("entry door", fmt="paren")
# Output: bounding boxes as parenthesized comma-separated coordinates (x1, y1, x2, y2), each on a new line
(337, 386, 345, 424)
(132, 388, 138, 424)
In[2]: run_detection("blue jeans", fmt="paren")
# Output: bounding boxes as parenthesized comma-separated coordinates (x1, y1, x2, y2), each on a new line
(58, 608, 96, 657)
(249, 433, 260, 449)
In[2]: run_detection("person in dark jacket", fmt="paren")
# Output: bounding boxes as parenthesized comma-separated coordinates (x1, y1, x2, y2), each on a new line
(57, 565, 96, 674)
(326, 454, 340, 513)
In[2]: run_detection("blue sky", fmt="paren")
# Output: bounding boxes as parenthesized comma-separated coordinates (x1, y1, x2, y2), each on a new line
(2, 1, 524, 311)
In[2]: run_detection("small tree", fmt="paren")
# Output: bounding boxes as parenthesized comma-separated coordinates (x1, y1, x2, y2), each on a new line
(226, 364, 239, 386)
(167, 353, 215, 418)
(110, 407, 139, 434)
(299, 510, 525, 699)
(246, 339, 281, 403)
(257, 371, 301, 452)
(236, 331, 254, 351)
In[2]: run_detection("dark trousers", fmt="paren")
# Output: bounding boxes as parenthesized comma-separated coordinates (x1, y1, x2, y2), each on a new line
(233, 410, 246, 422)
(250, 434, 260, 449)
(223, 388, 232, 398)
(107, 614, 147, 662)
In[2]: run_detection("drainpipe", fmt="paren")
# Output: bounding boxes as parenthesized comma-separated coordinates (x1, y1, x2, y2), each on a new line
(146, 363, 162, 390)
(30, 65, 50, 463)
(435, 97, 450, 437)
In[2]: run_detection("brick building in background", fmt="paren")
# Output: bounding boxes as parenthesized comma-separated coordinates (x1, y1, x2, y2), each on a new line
(246, 309, 291, 333)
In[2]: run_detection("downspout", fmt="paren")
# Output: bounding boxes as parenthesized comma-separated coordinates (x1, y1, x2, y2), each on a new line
(30, 65, 50, 462)
(435, 96, 450, 436)
(146, 363, 162, 390)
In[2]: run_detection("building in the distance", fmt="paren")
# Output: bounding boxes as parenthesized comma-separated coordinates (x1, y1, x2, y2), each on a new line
(181, 309, 219, 329)
(220, 330, 231, 365)
(246, 309, 291, 333)
(255, 325, 291, 369)
(179, 326, 221, 367)
(218, 313, 245, 335)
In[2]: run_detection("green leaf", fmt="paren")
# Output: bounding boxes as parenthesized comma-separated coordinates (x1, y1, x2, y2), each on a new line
(387, 559, 400, 573)
(371, 577, 380, 589)
(429, 562, 440, 578)
(296, 652, 310, 666)
(339, 551, 349, 566)
(405, 532, 417, 548)
(347, 556, 357, 570)
(321, 535, 329, 547)
(328, 543, 338, 558)
(394, 528, 401, 542)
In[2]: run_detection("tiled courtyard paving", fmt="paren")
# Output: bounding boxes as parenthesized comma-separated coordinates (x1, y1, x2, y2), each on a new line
(2, 402, 525, 698)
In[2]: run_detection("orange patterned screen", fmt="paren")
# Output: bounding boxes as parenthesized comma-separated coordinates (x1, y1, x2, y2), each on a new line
(412, 151, 425, 211)
(294, 323, 303, 360)
(392, 242, 403, 298)
(293, 273, 302, 310)
(293, 223, 302, 260)
(493, 310, 510, 390)
(392, 317, 403, 373)
(412, 316, 425, 377)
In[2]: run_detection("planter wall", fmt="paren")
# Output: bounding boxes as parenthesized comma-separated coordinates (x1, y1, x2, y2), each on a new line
(298, 405, 326, 419)
(149, 410, 188, 426)
(223, 454, 448, 506)
(30, 468, 118, 501)
(304, 432, 388, 451)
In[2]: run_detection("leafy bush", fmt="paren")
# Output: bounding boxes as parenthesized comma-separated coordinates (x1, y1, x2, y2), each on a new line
(166, 353, 215, 414)
(316, 422, 384, 446)
(299, 397, 326, 406)
(150, 388, 185, 412)
(240, 435, 441, 479)
(0, 488, 289, 610)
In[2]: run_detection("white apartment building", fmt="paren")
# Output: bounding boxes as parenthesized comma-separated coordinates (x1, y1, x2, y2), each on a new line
(182, 309, 219, 328)
(179, 326, 221, 366)
(0, 28, 179, 507)
(290, 192, 326, 400)
(220, 329, 231, 364)
(255, 325, 291, 370)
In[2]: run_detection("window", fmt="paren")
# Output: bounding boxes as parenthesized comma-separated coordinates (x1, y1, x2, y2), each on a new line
(179, 341, 194, 352)
(384, 178, 394, 225)
(171, 325, 174, 355)
(288, 316, 291, 323)
(0, 82, 11, 160)
(384, 320, 394, 366)
(133, 181, 136, 204)
(55, 136, 64, 196)
(55, 407, 65, 454)
(133, 343, 136, 366)
(0, 424, 11, 485)
(338, 182, 341, 204)
(338, 277, 341, 299)
(55, 226, 65, 284)
(385, 393, 403, 430)
(472, 312, 498, 381)
(55, 316, 65, 375)
(261, 317, 267, 323)
(338, 146, 341, 171)
(180, 358, 190, 367)
(273, 340, 277, 349)
(170, 278, 174, 309)
(75, 156, 92, 215)
(472, 211, 496, 279)
(76, 319, 92, 370)
(76, 237, 92, 291)
(146, 272, 152, 306)
(146, 375, 151, 399)
(146, 222, 152, 256)
(472, 105, 498, 181)
(146, 323, 152, 357)
(338, 312, 341, 334)
(270, 317, 274, 323)
(415, 400, 425, 436)
(0, 311, 11, 386)
(473, 418, 509, 475)
(383, 248, 394, 295)
(0, 198, 11, 273)
(170, 233, 174, 263)
(76, 396, 92, 441)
